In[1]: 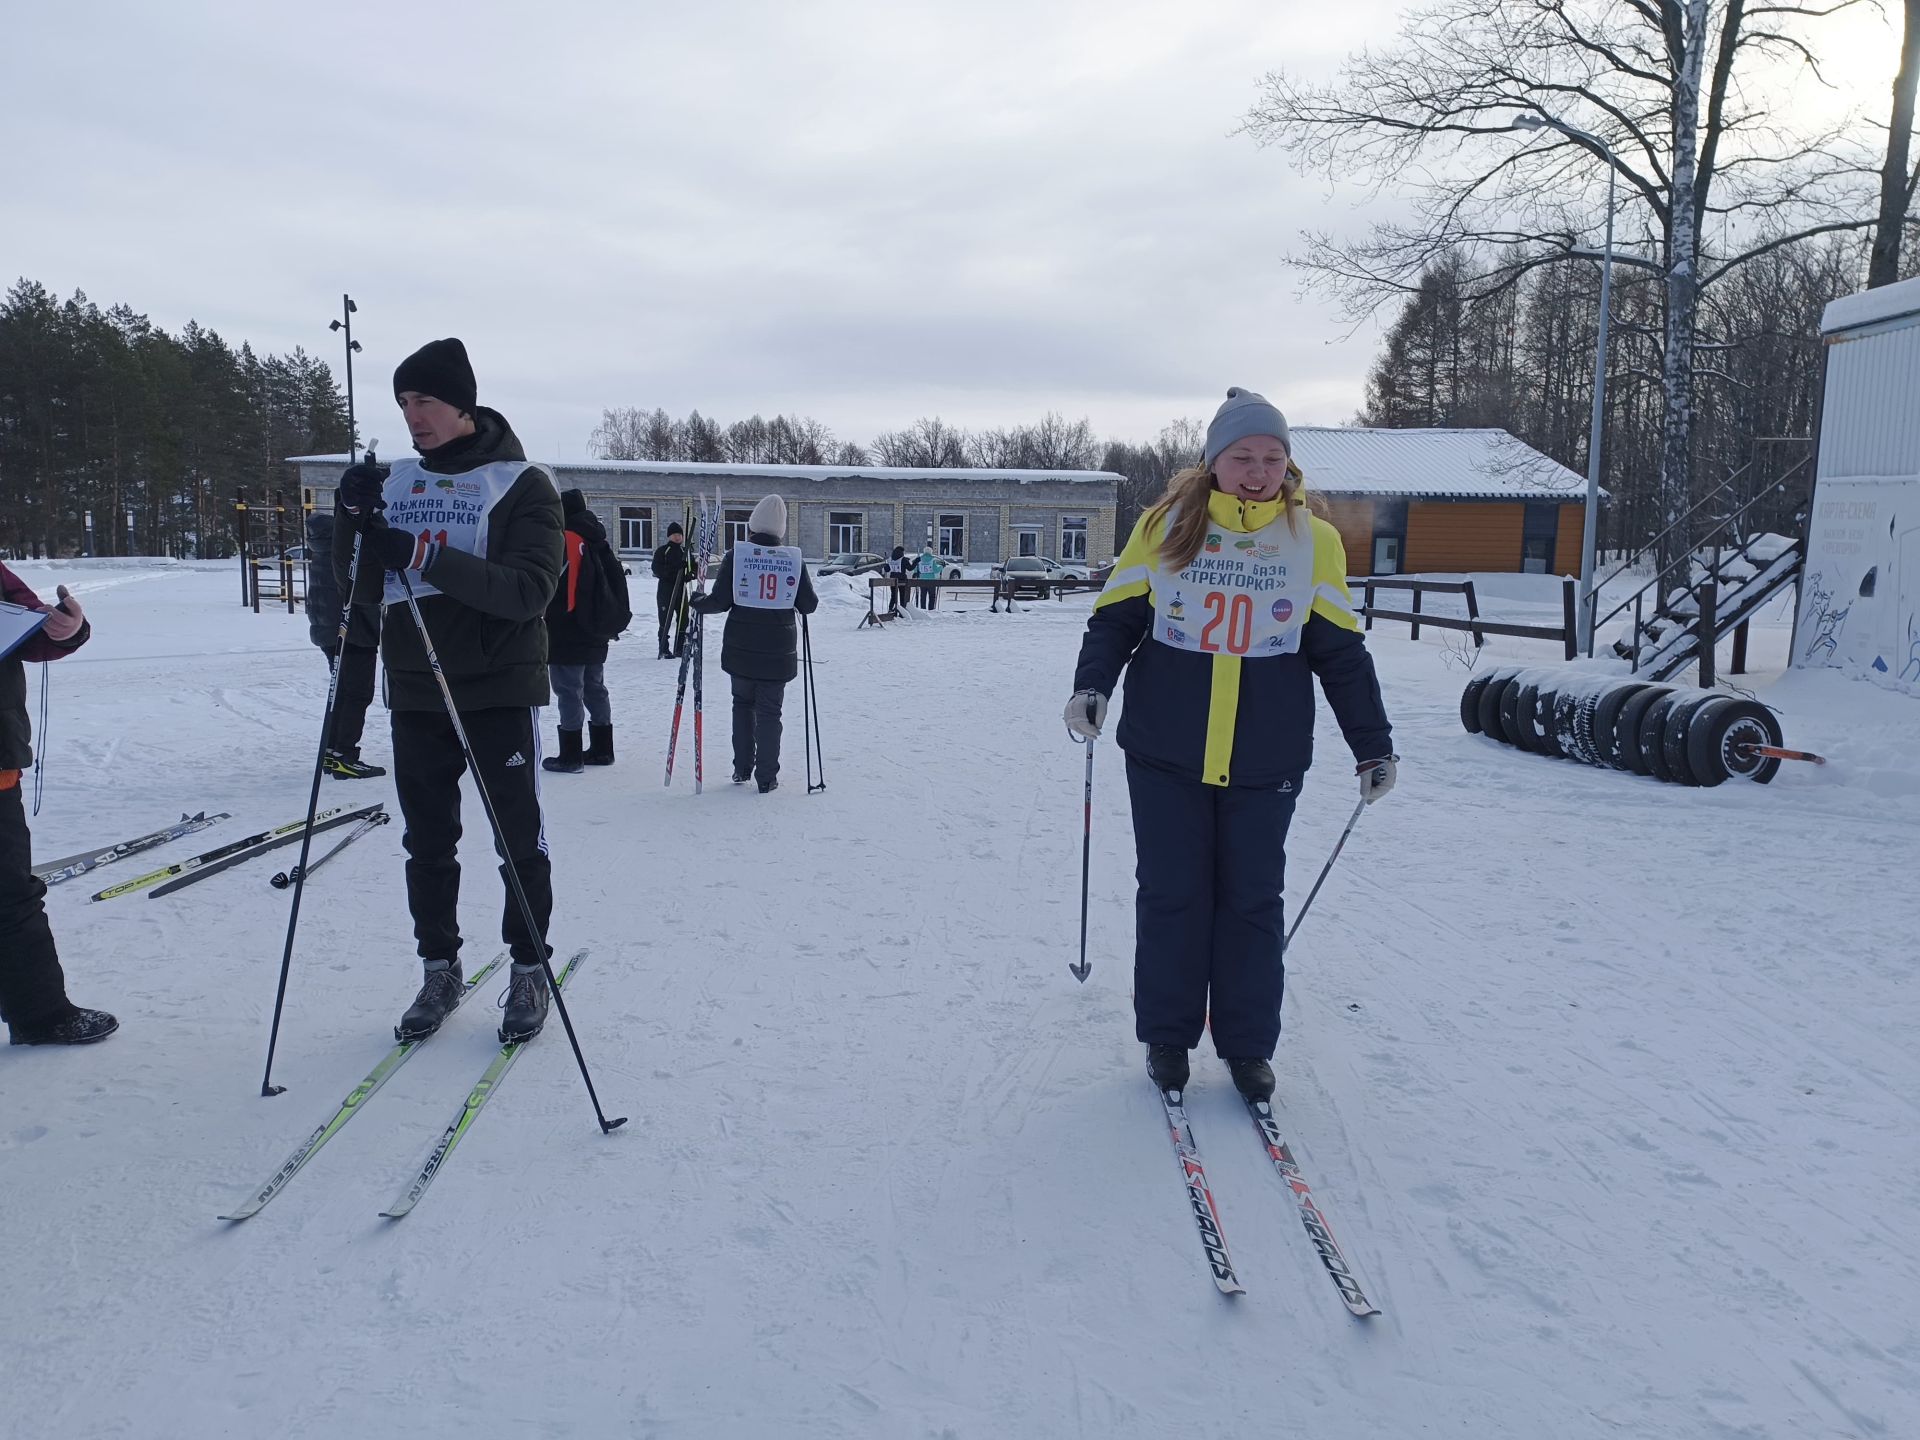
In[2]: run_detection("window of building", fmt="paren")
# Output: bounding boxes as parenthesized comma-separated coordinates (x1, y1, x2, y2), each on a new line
(1372, 536, 1402, 575)
(828, 512, 864, 553)
(1060, 515, 1088, 561)
(938, 514, 965, 557)
(618, 505, 653, 551)
(1016, 527, 1041, 558)
(1521, 535, 1553, 574)
(725, 507, 753, 548)
(1370, 498, 1408, 576)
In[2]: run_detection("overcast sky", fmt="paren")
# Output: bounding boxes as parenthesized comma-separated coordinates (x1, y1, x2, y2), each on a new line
(2, 0, 1898, 462)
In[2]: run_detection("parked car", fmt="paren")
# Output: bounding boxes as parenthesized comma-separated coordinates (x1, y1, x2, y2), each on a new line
(1038, 556, 1090, 582)
(818, 552, 887, 577)
(993, 555, 1054, 598)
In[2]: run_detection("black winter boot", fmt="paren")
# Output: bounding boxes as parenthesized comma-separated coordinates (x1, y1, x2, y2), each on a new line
(9, 1005, 119, 1046)
(543, 729, 585, 774)
(499, 962, 550, 1043)
(397, 958, 463, 1041)
(583, 723, 615, 766)
(1226, 1057, 1276, 1101)
(324, 749, 387, 779)
(1147, 1044, 1189, 1092)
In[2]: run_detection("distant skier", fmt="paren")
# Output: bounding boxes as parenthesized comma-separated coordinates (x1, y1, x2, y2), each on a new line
(304, 508, 385, 778)
(915, 545, 942, 611)
(691, 495, 818, 792)
(332, 337, 564, 1044)
(0, 564, 117, 1045)
(1063, 388, 1395, 1100)
(542, 488, 629, 773)
(884, 545, 911, 616)
(652, 521, 691, 659)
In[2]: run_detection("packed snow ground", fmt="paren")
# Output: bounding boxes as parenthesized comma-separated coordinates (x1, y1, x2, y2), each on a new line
(3, 559, 1916, 1440)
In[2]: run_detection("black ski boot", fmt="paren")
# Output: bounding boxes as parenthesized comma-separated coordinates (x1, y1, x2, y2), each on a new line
(1226, 1057, 1275, 1102)
(9, 1005, 119, 1046)
(543, 729, 585, 774)
(397, 958, 463, 1041)
(731, 769, 751, 784)
(499, 962, 550, 1043)
(757, 777, 779, 794)
(583, 723, 615, 766)
(1147, 1044, 1189, 1092)
(324, 749, 387, 779)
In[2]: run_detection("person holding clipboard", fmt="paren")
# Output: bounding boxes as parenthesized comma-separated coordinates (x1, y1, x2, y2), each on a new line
(0, 564, 118, 1046)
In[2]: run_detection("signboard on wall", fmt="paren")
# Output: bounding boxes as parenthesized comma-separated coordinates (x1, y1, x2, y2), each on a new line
(1796, 476, 1919, 690)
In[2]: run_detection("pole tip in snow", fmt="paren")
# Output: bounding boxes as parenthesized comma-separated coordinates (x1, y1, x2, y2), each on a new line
(602, 1116, 629, 1133)
(261, 1083, 285, 1098)
(1070, 961, 1091, 983)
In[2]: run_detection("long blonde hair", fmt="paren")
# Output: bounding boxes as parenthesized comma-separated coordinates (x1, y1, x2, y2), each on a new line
(1146, 461, 1312, 571)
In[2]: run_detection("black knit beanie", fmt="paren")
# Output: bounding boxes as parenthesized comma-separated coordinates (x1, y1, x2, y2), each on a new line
(393, 338, 477, 414)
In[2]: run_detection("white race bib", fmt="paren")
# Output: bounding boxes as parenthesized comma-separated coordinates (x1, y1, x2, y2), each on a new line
(1149, 511, 1315, 658)
(379, 459, 541, 606)
(733, 544, 803, 610)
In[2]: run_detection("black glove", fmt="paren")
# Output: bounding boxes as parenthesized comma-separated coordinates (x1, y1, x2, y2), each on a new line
(338, 459, 391, 517)
(359, 514, 418, 571)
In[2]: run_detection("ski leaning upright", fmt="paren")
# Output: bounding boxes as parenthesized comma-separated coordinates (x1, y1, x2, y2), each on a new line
(219, 953, 508, 1222)
(1243, 1096, 1380, 1317)
(380, 948, 590, 1220)
(1156, 1081, 1245, 1296)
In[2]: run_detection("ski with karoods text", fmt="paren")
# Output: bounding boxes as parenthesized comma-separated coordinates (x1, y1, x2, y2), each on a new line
(219, 953, 508, 1221)
(1244, 1096, 1380, 1317)
(380, 948, 589, 1220)
(1157, 1083, 1246, 1296)
(35, 811, 230, 886)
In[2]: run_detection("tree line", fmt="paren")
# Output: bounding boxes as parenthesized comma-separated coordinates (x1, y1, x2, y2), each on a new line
(0, 278, 350, 559)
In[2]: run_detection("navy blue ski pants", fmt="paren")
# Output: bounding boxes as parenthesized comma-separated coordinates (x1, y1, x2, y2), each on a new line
(1127, 754, 1298, 1059)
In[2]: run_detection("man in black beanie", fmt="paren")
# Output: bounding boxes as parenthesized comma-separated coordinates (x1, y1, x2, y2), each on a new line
(332, 337, 566, 1045)
(651, 520, 691, 659)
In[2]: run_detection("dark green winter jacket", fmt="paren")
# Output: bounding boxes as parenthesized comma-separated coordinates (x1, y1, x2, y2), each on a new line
(334, 408, 563, 713)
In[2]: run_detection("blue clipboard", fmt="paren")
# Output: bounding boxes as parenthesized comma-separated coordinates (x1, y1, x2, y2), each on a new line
(0, 601, 51, 663)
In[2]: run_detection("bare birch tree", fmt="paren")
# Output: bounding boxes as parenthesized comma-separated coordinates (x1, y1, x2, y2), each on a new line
(1242, 0, 1888, 568)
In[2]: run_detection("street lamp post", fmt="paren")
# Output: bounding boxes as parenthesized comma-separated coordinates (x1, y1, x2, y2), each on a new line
(1513, 113, 1615, 656)
(328, 295, 363, 462)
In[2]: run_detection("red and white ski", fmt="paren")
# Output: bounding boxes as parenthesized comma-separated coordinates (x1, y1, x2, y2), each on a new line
(1244, 1096, 1379, 1317)
(1157, 1084, 1245, 1296)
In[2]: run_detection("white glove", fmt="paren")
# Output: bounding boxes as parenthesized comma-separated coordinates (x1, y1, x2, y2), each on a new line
(1064, 690, 1107, 741)
(1357, 755, 1397, 805)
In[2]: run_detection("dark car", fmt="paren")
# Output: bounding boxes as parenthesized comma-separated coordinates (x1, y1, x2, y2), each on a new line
(994, 555, 1053, 599)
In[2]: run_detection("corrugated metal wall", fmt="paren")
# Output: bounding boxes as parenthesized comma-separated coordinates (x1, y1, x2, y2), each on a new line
(1820, 322, 1920, 480)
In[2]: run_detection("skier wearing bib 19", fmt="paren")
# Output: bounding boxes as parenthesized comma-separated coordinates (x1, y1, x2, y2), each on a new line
(690, 495, 819, 793)
(1064, 388, 1396, 1100)
(331, 338, 565, 1044)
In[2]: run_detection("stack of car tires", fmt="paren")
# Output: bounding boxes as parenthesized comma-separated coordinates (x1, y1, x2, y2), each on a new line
(1460, 666, 1786, 786)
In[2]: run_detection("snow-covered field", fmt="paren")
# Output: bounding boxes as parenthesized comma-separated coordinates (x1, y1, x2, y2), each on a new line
(3, 559, 1916, 1440)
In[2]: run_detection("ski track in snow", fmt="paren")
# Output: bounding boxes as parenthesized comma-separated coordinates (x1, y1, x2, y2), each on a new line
(1, 561, 1915, 1440)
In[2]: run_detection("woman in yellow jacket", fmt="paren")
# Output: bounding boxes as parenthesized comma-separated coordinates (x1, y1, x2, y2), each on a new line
(1065, 388, 1396, 1100)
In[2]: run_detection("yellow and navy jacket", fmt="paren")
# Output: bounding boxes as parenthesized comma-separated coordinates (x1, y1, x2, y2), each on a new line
(1073, 489, 1391, 788)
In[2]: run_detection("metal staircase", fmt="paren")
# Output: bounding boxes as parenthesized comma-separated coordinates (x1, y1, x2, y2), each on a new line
(1590, 456, 1812, 685)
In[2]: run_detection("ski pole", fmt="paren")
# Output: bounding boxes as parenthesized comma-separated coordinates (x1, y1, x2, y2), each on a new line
(270, 809, 390, 889)
(259, 440, 380, 1099)
(1071, 696, 1095, 982)
(802, 613, 826, 794)
(1285, 797, 1367, 950)
(391, 567, 626, 1133)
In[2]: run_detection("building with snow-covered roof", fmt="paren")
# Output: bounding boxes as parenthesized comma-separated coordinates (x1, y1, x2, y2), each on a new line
(291, 455, 1119, 569)
(1290, 427, 1594, 577)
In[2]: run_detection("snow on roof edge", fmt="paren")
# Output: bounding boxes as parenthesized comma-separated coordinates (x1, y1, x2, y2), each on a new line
(1823, 276, 1920, 335)
(285, 455, 1119, 485)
